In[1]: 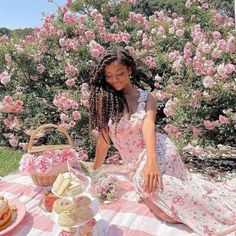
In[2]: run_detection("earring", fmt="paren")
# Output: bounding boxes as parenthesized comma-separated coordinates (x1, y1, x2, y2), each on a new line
(129, 74, 132, 80)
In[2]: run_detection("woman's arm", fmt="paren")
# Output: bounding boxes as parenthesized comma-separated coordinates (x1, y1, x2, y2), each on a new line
(92, 128, 110, 170)
(142, 92, 163, 193)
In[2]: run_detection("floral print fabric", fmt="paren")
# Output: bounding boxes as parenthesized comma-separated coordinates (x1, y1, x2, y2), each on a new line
(108, 89, 236, 236)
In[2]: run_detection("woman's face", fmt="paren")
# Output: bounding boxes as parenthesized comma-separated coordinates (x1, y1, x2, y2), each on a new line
(104, 60, 132, 91)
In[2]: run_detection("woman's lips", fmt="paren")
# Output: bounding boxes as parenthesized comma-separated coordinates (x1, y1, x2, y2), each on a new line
(113, 83, 121, 87)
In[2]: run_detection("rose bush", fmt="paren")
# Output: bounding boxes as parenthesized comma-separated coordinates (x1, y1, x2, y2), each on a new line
(0, 0, 235, 159)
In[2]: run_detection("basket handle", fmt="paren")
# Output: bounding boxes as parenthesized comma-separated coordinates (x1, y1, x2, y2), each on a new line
(27, 124, 74, 153)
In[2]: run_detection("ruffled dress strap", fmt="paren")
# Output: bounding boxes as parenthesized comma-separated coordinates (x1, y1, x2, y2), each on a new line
(130, 89, 148, 121)
(137, 89, 148, 111)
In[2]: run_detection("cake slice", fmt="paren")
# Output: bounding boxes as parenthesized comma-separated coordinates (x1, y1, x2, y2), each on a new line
(52, 174, 64, 193)
(67, 180, 81, 196)
(52, 173, 71, 196)
(57, 178, 70, 196)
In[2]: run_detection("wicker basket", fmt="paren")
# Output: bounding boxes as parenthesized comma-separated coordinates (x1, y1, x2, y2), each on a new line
(27, 124, 74, 187)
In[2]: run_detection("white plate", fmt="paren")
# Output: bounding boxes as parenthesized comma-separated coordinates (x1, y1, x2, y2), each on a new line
(51, 213, 109, 236)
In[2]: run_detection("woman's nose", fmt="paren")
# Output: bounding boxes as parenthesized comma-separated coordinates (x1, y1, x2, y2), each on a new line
(112, 75, 120, 82)
(107, 75, 120, 82)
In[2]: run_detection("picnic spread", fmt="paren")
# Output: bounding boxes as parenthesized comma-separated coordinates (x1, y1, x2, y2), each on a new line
(0, 123, 197, 235)
(0, 171, 202, 236)
(1, 124, 236, 236)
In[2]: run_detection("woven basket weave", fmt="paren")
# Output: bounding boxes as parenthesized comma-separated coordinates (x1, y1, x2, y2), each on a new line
(27, 124, 74, 187)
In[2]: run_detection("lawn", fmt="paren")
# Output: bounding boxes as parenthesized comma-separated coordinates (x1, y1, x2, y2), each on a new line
(0, 147, 22, 177)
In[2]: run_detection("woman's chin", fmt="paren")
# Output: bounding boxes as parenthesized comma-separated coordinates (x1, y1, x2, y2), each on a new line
(113, 85, 123, 91)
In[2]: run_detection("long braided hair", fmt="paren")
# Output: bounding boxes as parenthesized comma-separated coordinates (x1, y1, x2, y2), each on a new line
(89, 48, 136, 137)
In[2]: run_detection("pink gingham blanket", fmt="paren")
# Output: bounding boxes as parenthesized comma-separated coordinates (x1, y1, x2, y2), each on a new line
(0, 172, 202, 236)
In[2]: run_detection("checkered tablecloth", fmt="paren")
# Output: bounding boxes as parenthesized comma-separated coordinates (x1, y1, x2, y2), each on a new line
(0, 172, 199, 236)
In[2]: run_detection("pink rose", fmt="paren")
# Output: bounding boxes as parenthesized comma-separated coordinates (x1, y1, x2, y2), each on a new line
(211, 49, 222, 59)
(2, 96, 13, 103)
(0, 71, 10, 85)
(72, 111, 81, 120)
(91, 129, 99, 137)
(81, 99, 89, 108)
(57, 29, 64, 37)
(69, 121, 75, 127)
(78, 15, 87, 24)
(59, 38, 66, 47)
(19, 154, 35, 172)
(85, 30, 95, 41)
(81, 153, 88, 161)
(90, 48, 100, 58)
(59, 148, 78, 162)
(163, 98, 178, 117)
(175, 29, 184, 37)
(43, 151, 61, 163)
(219, 115, 229, 125)
(34, 155, 52, 173)
(203, 120, 217, 130)
(63, 11, 78, 26)
(164, 124, 182, 138)
(212, 31, 221, 40)
(202, 76, 214, 88)
(66, 79, 76, 87)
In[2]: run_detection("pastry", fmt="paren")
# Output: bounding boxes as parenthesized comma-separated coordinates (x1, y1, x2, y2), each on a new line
(74, 206, 93, 221)
(0, 196, 12, 227)
(75, 196, 91, 208)
(53, 198, 74, 214)
(79, 224, 93, 236)
(43, 191, 59, 212)
(58, 211, 77, 227)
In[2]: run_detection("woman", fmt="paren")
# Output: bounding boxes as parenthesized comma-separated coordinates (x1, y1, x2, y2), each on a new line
(89, 47, 236, 235)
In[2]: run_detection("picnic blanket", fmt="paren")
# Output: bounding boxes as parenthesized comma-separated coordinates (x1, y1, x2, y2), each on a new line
(0, 172, 232, 236)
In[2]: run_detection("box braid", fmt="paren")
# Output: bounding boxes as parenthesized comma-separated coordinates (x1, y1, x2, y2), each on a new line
(89, 48, 136, 140)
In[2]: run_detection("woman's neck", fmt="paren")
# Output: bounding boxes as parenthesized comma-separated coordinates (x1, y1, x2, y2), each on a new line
(122, 85, 137, 96)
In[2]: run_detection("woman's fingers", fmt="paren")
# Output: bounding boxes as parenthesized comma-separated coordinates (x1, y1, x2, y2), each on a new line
(147, 174, 159, 193)
(148, 174, 154, 192)
(150, 174, 163, 193)
(151, 176, 158, 192)
(143, 174, 149, 192)
(143, 172, 163, 193)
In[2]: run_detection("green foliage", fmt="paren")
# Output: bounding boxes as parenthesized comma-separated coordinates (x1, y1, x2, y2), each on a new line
(0, 27, 33, 38)
(0, 147, 22, 176)
(132, 0, 234, 17)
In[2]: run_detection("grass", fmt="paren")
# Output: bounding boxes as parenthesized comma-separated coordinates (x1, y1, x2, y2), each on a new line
(0, 147, 22, 177)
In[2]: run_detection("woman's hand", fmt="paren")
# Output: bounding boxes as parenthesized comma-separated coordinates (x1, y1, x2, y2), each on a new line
(142, 159, 163, 193)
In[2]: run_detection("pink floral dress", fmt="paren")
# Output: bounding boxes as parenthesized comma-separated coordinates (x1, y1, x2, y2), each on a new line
(108, 89, 236, 236)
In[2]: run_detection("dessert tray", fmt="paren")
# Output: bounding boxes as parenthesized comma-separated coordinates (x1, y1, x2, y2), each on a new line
(51, 192, 99, 229)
